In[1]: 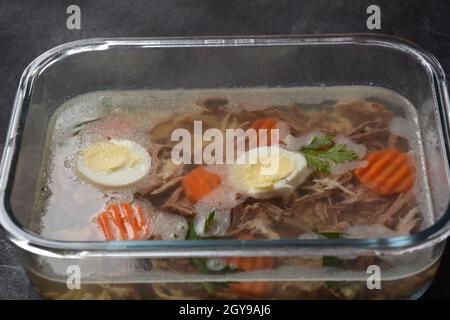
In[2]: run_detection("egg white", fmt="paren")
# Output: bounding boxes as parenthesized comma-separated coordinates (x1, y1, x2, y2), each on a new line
(77, 139, 151, 187)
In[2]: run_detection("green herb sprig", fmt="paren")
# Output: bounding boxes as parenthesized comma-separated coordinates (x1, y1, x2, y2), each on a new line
(72, 117, 100, 136)
(185, 219, 199, 240)
(317, 230, 345, 268)
(204, 211, 215, 233)
(299, 135, 358, 174)
(318, 231, 343, 239)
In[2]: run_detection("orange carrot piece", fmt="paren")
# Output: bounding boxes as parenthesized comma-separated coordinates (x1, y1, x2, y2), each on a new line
(97, 213, 113, 241)
(355, 148, 415, 195)
(136, 205, 149, 236)
(182, 166, 221, 203)
(95, 202, 149, 241)
(250, 118, 279, 146)
(121, 202, 140, 239)
(226, 235, 275, 298)
(109, 204, 128, 240)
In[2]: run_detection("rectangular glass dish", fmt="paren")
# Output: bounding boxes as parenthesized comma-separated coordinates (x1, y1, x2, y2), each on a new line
(1, 35, 450, 299)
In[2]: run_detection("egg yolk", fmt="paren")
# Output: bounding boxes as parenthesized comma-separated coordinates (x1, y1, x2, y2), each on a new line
(235, 154, 295, 189)
(80, 141, 140, 173)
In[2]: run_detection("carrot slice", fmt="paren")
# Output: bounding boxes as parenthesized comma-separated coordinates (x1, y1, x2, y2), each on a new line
(97, 213, 113, 241)
(121, 202, 140, 238)
(354, 148, 415, 195)
(182, 166, 221, 203)
(109, 204, 128, 240)
(95, 202, 149, 240)
(226, 235, 275, 298)
(134, 204, 148, 234)
(250, 118, 279, 146)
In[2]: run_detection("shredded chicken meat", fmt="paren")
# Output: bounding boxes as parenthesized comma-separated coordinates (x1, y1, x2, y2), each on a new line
(161, 187, 195, 217)
(138, 144, 185, 195)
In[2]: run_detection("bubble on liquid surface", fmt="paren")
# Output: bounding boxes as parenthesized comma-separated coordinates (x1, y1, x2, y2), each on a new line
(150, 210, 188, 240)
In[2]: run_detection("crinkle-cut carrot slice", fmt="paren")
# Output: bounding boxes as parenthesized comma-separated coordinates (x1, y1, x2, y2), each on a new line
(182, 166, 221, 203)
(250, 118, 281, 146)
(97, 212, 113, 241)
(121, 202, 140, 236)
(109, 204, 128, 240)
(226, 235, 275, 298)
(95, 202, 149, 241)
(354, 148, 415, 195)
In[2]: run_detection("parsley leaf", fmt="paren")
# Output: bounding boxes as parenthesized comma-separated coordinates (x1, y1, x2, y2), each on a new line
(324, 281, 340, 289)
(186, 219, 199, 240)
(322, 256, 345, 268)
(191, 258, 210, 273)
(319, 144, 358, 164)
(319, 231, 343, 239)
(305, 135, 334, 150)
(302, 152, 333, 174)
(200, 282, 230, 296)
(320, 230, 345, 268)
(204, 211, 216, 233)
(299, 135, 357, 174)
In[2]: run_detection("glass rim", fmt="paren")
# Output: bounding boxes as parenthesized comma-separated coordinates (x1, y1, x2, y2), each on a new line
(1, 34, 449, 258)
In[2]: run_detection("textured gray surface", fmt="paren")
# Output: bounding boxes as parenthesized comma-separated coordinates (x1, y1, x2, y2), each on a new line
(1, 0, 450, 299)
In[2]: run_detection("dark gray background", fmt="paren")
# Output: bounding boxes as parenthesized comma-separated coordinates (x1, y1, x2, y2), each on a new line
(0, 0, 449, 299)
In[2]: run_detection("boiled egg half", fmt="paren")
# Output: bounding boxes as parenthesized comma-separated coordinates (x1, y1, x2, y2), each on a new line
(229, 146, 311, 202)
(77, 139, 151, 187)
